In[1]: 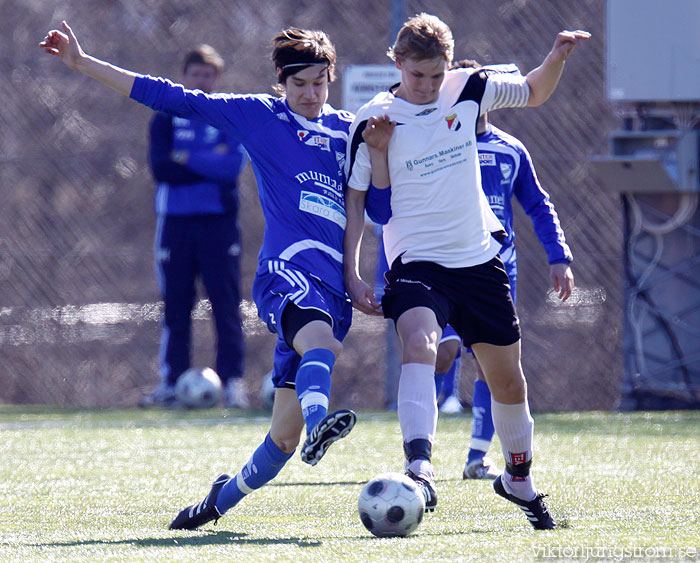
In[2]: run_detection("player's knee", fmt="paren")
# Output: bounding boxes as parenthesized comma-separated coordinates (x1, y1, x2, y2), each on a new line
(402, 330, 437, 364)
(270, 432, 301, 454)
(325, 338, 343, 358)
(495, 374, 526, 403)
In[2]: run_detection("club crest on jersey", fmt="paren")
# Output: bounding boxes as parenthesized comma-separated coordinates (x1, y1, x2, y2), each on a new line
(445, 113, 461, 131)
(405, 160, 414, 171)
(500, 162, 513, 183)
(335, 151, 346, 169)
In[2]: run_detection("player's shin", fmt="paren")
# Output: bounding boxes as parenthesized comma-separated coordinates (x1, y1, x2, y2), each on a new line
(215, 433, 293, 514)
(398, 363, 438, 479)
(491, 398, 537, 500)
(296, 348, 334, 433)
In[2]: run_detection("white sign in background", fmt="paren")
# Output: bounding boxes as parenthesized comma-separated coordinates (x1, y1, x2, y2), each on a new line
(342, 64, 401, 114)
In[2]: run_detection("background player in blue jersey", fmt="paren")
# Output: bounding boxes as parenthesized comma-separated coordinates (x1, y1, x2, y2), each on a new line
(444, 59, 574, 480)
(41, 22, 356, 530)
(139, 45, 249, 409)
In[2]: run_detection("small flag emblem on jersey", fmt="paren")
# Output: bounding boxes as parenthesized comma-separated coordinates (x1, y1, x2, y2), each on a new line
(297, 130, 310, 140)
(445, 113, 461, 131)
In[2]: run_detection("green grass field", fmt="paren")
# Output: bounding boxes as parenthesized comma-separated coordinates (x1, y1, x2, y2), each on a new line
(1, 407, 698, 562)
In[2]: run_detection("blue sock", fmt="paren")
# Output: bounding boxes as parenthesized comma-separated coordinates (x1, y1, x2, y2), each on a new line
(434, 372, 445, 398)
(441, 354, 461, 398)
(215, 433, 293, 514)
(296, 348, 334, 434)
(468, 380, 495, 463)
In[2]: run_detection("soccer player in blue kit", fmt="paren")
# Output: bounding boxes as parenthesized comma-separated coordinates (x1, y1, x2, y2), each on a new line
(344, 14, 589, 529)
(40, 22, 356, 530)
(139, 45, 250, 409)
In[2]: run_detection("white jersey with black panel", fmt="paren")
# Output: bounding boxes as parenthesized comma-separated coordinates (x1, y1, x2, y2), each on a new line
(347, 68, 529, 268)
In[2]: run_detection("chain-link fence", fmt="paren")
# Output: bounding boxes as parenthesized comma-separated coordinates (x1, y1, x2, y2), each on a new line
(1, 0, 620, 410)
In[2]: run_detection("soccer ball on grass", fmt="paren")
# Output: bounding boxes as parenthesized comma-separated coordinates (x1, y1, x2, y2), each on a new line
(175, 367, 222, 408)
(358, 472, 425, 537)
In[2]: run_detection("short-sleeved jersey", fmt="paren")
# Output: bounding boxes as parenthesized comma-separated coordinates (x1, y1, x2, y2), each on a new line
(347, 68, 529, 269)
(478, 124, 572, 278)
(132, 75, 354, 296)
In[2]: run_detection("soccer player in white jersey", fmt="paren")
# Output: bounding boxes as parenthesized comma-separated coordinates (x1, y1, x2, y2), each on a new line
(344, 13, 589, 529)
(41, 22, 356, 530)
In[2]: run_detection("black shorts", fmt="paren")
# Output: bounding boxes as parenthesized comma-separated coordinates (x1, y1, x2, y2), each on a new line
(381, 256, 520, 347)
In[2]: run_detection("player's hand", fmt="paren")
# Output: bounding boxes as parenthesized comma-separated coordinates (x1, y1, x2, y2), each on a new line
(548, 30, 591, 63)
(346, 276, 382, 316)
(550, 262, 574, 301)
(362, 115, 396, 152)
(39, 21, 85, 70)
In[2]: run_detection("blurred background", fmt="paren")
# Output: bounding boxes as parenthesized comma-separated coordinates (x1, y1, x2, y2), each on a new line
(1, 0, 697, 411)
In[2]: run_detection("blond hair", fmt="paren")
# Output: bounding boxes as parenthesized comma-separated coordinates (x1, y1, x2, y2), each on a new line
(388, 13, 454, 63)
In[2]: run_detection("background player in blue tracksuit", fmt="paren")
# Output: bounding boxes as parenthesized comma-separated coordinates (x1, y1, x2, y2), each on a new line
(41, 22, 357, 530)
(366, 60, 574, 481)
(139, 45, 249, 409)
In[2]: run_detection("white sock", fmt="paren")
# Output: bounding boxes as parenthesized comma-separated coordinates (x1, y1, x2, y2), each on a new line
(492, 398, 536, 501)
(398, 363, 438, 443)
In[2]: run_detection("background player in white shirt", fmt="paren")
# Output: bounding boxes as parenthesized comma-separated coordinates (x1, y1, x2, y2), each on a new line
(344, 13, 589, 529)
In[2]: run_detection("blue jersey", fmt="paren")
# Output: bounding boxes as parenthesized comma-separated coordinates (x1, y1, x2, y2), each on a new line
(149, 112, 247, 216)
(477, 124, 572, 278)
(132, 75, 353, 296)
(366, 124, 572, 279)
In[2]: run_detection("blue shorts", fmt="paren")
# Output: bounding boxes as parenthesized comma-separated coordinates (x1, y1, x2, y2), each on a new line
(252, 259, 352, 389)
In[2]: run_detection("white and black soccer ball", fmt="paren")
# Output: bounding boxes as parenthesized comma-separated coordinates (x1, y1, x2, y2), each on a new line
(175, 367, 222, 408)
(358, 472, 425, 537)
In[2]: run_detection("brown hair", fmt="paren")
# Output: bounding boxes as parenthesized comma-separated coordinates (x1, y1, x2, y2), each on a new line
(388, 13, 454, 63)
(271, 27, 337, 88)
(451, 58, 481, 70)
(183, 44, 224, 74)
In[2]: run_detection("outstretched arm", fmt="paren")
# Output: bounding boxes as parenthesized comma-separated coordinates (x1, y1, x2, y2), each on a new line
(39, 21, 137, 96)
(525, 30, 591, 107)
